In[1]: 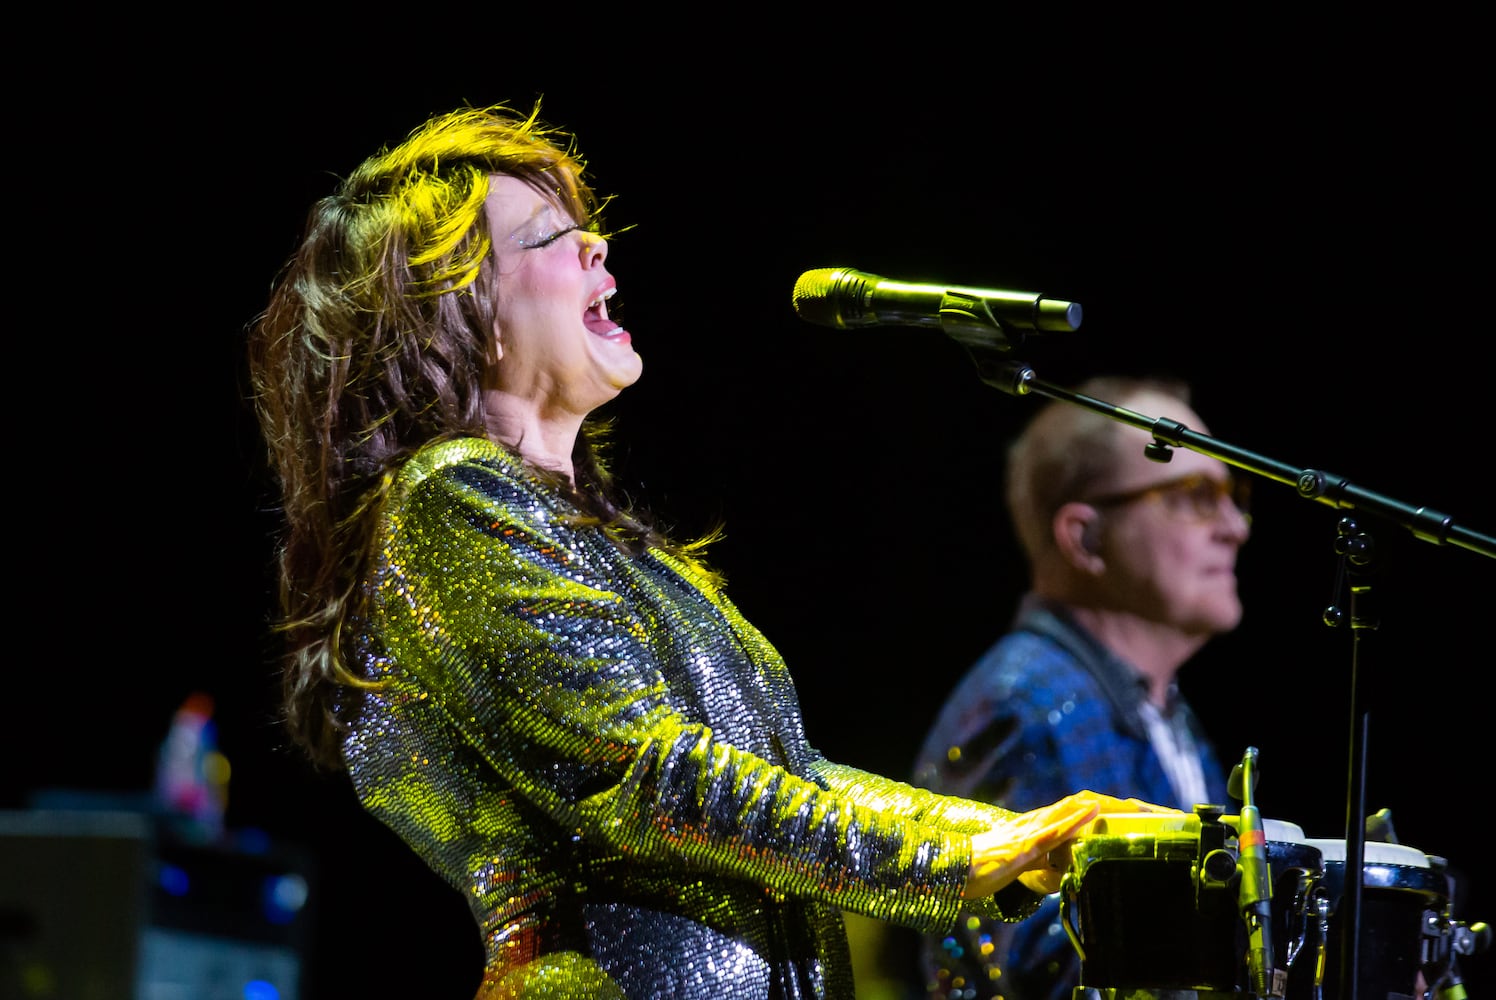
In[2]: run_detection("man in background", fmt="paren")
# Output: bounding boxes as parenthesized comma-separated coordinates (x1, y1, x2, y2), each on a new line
(912, 374, 1252, 1000)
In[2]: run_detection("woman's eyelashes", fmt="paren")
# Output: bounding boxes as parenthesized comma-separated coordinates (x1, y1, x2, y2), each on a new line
(527, 224, 580, 248)
(511, 217, 606, 250)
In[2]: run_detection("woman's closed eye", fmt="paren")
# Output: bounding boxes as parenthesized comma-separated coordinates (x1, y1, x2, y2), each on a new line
(515, 224, 581, 249)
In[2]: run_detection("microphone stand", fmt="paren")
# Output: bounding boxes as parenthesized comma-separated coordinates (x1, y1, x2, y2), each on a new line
(962, 352, 1496, 560)
(960, 346, 1496, 999)
(1328, 516, 1374, 1000)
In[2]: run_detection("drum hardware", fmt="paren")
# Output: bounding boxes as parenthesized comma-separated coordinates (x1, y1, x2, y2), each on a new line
(1423, 907, 1492, 999)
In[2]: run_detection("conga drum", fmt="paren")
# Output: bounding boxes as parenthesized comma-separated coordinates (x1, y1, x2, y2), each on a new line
(1059, 812, 1324, 997)
(1299, 838, 1448, 1000)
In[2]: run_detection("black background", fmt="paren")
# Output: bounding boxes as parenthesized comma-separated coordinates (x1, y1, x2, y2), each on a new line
(12, 18, 1493, 999)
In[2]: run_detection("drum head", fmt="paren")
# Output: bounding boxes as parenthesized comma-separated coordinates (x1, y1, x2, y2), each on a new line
(1078, 811, 1201, 839)
(1306, 838, 1445, 896)
(1263, 818, 1306, 842)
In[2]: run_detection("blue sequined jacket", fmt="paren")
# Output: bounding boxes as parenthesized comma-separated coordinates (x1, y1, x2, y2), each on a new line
(343, 438, 1037, 999)
(911, 595, 1230, 1000)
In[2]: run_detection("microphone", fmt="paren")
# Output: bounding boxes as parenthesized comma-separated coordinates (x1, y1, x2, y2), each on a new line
(1230, 747, 1280, 997)
(791, 267, 1082, 352)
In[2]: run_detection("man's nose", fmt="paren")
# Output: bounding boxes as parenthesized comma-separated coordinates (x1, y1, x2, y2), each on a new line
(1218, 500, 1252, 542)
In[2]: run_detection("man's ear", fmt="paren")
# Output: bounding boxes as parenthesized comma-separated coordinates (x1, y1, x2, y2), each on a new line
(1053, 501, 1105, 574)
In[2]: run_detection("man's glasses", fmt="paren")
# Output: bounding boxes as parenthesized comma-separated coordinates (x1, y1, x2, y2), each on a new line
(1082, 472, 1251, 522)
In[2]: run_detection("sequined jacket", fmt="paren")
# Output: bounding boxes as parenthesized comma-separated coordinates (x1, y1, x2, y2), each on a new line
(342, 438, 1038, 999)
(910, 595, 1229, 1000)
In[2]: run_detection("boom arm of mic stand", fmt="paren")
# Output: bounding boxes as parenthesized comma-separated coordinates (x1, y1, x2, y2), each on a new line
(960, 347, 1496, 560)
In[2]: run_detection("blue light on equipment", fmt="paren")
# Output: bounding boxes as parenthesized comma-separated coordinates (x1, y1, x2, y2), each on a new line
(157, 862, 190, 897)
(261, 872, 309, 925)
(242, 979, 280, 1000)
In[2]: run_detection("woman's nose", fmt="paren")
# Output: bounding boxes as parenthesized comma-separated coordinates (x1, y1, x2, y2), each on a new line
(579, 232, 607, 265)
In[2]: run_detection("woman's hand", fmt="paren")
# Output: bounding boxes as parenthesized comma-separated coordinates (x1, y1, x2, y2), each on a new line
(964, 791, 1178, 899)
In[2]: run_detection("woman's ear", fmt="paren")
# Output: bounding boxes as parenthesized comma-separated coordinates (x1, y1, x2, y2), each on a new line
(481, 321, 505, 392)
(1053, 501, 1105, 574)
(486, 323, 505, 366)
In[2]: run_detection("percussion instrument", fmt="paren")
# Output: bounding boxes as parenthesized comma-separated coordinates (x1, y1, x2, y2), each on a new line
(1059, 810, 1325, 998)
(1292, 837, 1449, 1000)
